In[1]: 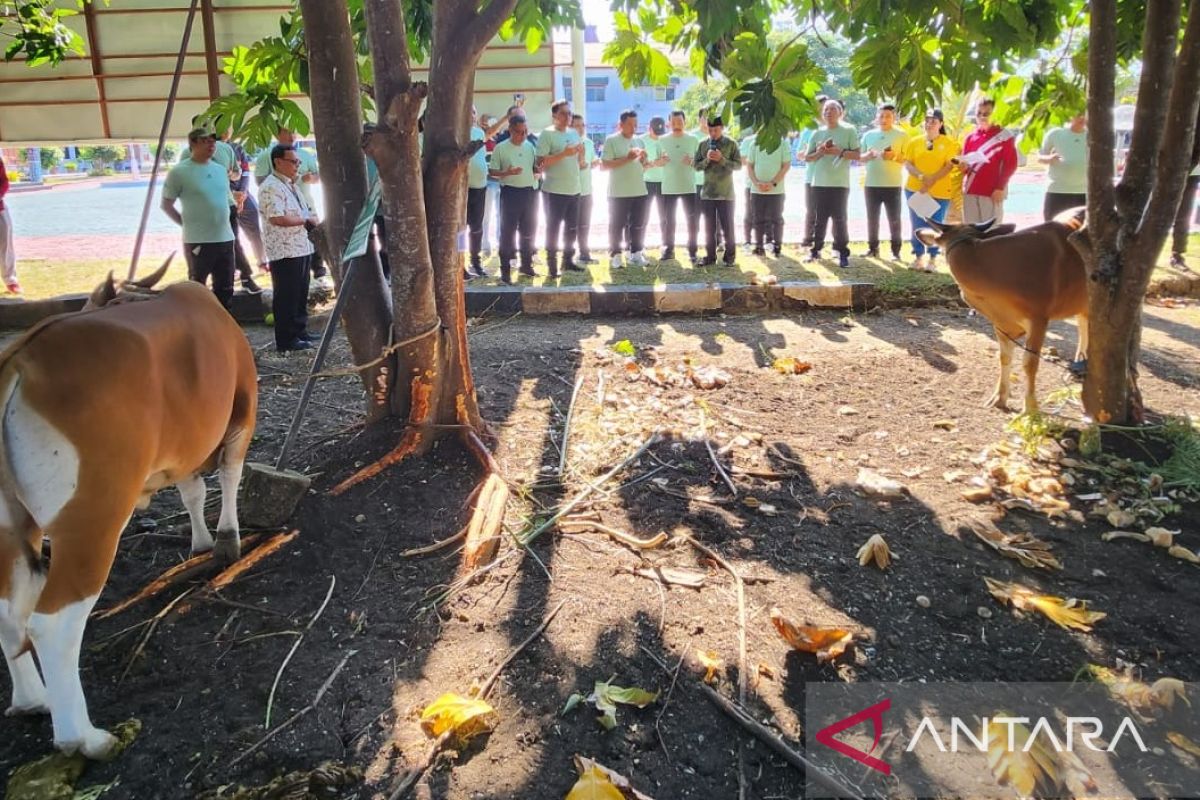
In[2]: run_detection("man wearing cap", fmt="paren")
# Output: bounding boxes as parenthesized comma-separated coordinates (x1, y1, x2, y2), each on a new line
(603, 109, 650, 268)
(161, 127, 238, 307)
(804, 99, 860, 268)
(490, 116, 539, 283)
(960, 98, 1018, 224)
(260, 144, 318, 352)
(658, 110, 699, 264)
(693, 115, 742, 266)
(643, 117, 669, 247)
(536, 99, 586, 277)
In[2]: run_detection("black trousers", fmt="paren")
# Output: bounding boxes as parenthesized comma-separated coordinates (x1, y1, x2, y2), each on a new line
(184, 240, 235, 308)
(466, 187, 486, 267)
(801, 182, 816, 246)
(609, 195, 647, 255)
(271, 254, 311, 349)
(751, 193, 784, 249)
(236, 193, 266, 266)
(1044, 191, 1087, 222)
(810, 186, 850, 257)
(373, 214, 390, 281)
(697, 186, 721, 247)
(743, 186, 758, 243)
(572, 193, 593, 258)
(864, 186, 903, 254)
(645, 182, 663, 239)
(702, 198, 736, 263)
(1172, 174, 1199, 255)
(228, 206, 254, 282)
(544, 191, 579, 267)
(662, 192, 698, 256)
(499, 185, 537, 274)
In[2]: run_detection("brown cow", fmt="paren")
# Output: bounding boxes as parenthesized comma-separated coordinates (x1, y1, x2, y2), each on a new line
(917, 208, 1088, 413)
(0, 262, 257, 758)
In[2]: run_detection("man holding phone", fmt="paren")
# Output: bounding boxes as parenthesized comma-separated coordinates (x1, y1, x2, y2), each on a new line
(693, 115, 741, 267)
(602, 109, 650, 267)
(859, 103, 908, 260)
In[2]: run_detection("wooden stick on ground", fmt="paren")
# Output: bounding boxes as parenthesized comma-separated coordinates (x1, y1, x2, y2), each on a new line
(387, 598, 569, 800)
(230, 649, 357, 768)
(557, 376, 584, 478)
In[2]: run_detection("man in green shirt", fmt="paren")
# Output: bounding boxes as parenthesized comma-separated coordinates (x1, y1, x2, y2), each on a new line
(659, 110, 700, 263)
(804, 99, 860, 268)
(859, 103, 908, 259)
(739, 132, 757, 246)
(489, 116, 539, 283)
(692, 110, 720, 251)
(693, 115, 741, 266)
(570, 113, 599, 263)
(603, 109, 650, 268)
(799, 94, 829, 249)
(1037, 113, 1088, 221)
(161, 126, 237, 307)
(745, 134, 790, 257)
(643, 117, 669, 251)
(536, 99, 586, 276)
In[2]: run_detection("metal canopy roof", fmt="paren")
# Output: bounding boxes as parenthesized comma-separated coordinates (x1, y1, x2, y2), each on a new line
(0, 1, 556, 146)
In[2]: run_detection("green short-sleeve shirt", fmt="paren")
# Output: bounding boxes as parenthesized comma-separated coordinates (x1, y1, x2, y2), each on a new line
(860, 128, 908, 188)
(747, 140, 788, 195)
(491, 139, 538, 188)
(468, 126, 488, 190)
(211, 141, 239, 206)
(798, 128, 817, 185)
(643, 136, 664, 183)
(536, 126, 582, 195)
(659, 132, 700, 195)
(163, 157, 235, 243)
(1040, 126, 1088, 195)
(603, 133, 648, 198)
(579, 137, 597, 196)
(806, 123, 860, 188)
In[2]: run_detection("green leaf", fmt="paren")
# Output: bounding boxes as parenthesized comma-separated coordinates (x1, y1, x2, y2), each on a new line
(586, 680, 659, 730)
(610, 339, 636, 357)
(562, 692, 584, 715)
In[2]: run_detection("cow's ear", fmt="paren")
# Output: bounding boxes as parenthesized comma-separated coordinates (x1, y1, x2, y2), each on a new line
(923, 217, 947, 234)
(85, 272, 119, 310)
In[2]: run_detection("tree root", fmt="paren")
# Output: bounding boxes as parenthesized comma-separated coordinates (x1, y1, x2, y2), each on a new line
(330, 427, 423, 496)
(460, 472, 509, 572)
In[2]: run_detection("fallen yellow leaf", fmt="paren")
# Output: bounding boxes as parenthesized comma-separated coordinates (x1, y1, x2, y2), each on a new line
(1088, 666, 1190, 718)
(984, 578, 1106, 631)
(571, 756, 655, 800)
(565, 766, 625, 800)
(1168, 732, 1200, 759)
(968, 519, 1060, 571)
(856, 534, 894, 570)
(419, 693, 497, 743)
(770, 607, 853, 662)
(986, 715, 1058, 797)
(772, 357, 813, 375)
(697, 650, 723, 685)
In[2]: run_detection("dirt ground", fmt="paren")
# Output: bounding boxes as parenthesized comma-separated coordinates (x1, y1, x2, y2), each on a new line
(2, 301, 1200, 799)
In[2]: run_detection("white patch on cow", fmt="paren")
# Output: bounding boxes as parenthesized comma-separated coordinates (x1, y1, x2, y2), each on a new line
(0, 556, 48, 714)
(176, 473, 213, 554)
(28, 593, 116, 758)
(3, 390, 80, 530)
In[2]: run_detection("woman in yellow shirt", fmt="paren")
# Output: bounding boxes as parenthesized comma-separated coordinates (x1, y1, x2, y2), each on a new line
(901, 109, 960, 271)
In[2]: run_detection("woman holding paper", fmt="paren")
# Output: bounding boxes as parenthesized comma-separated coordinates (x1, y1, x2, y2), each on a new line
(902, 109, 960, 271)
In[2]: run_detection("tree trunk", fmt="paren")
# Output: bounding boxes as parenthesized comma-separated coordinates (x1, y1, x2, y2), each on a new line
(298, 0, 393, 422)
(1083, 247, 1149, 423)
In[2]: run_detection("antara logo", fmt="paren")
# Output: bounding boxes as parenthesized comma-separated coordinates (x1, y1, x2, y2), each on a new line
(814, 698, 892, 775)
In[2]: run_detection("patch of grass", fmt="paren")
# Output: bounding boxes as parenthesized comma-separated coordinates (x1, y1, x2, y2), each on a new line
(10, 256, 272, 301)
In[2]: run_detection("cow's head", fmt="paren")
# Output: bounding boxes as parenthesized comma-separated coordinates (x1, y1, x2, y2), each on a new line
(915, 218, 1017, 249)
(84, 253, 175, 310)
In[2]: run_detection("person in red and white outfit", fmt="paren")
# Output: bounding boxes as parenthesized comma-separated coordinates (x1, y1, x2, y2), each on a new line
(959, 98, 1018, 224)
(0, 154, 20, 294)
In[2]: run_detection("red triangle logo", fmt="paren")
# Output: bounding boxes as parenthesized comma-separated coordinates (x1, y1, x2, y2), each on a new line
(814, 698, 892, 775)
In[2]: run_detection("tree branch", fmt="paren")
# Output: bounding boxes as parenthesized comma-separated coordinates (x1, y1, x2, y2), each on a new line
(467, 0, 521, 55)
(364, 0, 413, 115)
(1115, 0, 1182, 221)
(1087, 0, 1119, 242)
(1138, 0, 1200, 246)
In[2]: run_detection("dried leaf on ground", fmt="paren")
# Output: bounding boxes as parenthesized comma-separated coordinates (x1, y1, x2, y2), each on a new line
(419, 693, 497, 743)
(933, 419, 957, 431)
(1168, 732, 1200, 758)
(961, 486, 994, 503)
(588, 681, 659, 730)
(855, 468, 907, 500)
(1146, 527, 1179, 547)
(856, 534, 894, 570)
(985, 715, 1059, 796)
(770, 607, 854, 662)
(628, 566, 706, 589)
(984, 578, 1106, 631)
(1106, 508, 1138, 528)
(697, 650, 723, 684)
(1169, 545, 1200, 564)
(968, 519, 1061, 570)
(566, 766, 625, 800)
(772, 357, 812, 375)
(570, 756, 655, 800)
(1102, 531, 1150, 543)
(689, 365, 730, 390)
(1088, 666, 1190, 718)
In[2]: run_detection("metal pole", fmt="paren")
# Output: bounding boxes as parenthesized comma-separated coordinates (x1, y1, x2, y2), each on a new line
(128, 0, 201, 282)
(571, 26, 586, 120)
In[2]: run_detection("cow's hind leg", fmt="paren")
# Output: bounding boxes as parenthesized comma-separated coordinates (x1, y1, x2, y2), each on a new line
(177, 473, 213, 556)
(986, 325, 1019, 410)
(0, 516, 48, 715)
(213, 427, 251, 565)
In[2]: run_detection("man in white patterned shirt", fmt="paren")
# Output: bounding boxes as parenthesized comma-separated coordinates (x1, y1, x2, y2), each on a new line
(259, 144, 318, 352)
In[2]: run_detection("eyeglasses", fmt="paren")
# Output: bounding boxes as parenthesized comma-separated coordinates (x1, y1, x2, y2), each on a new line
(279, 158, 300, 165)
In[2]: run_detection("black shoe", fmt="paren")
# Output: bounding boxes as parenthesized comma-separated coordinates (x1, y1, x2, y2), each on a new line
(578, 254, 597, 264)
(839, 253, 851, 269)
(752, 247, 766, 256)
(772, 247, 783, 258)
(499, 273, 513, 285)
(241, 277, 263, 294)
(1171, 253, 1187, 269)
(277, 339, 313, 353)
(518, 266, 536, 278)
(661, 248, 674, 261)
(463, 269, 476, 282)
(805, 252, 821, 263)
(697, 256, 716, 267)
(299, 330, 319, 343)
(892, 249, 903, 261)
(865, 249, 880, 259)
(564, 261, 585, 272)
(472, 265, 489, 278)
(723, 259, 737, 268)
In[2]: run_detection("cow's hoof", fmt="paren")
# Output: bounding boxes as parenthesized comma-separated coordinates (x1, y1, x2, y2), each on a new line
(6, 701, 49, 717)
(984, 394, 1009, 411)
(57, 727, 118, 761)
(212, 536, 241, 567)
